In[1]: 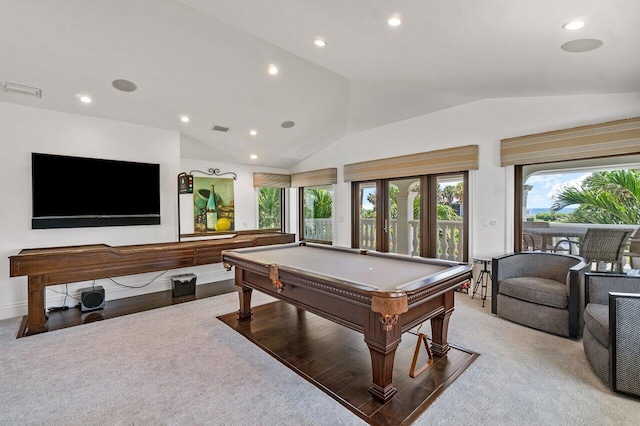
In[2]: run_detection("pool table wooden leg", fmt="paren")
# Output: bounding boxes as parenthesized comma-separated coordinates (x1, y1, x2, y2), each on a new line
(235, 268, 253, 321)
(364, 311, 402, 402)
(430, 290, 454, 357)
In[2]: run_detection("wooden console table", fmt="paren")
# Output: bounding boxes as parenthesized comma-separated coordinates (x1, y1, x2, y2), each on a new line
(9, 231, 294, 335)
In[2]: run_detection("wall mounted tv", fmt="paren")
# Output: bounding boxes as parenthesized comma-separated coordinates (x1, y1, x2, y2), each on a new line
(32, 153, 161, 229)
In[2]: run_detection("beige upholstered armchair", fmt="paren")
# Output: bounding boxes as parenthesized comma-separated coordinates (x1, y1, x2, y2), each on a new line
(492, 252, 589, 338)
(583, 273, 640, 397)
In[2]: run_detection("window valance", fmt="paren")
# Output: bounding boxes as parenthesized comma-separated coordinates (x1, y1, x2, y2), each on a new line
(291, 168, 337, 187)
(501, 117, 640, 166)
(343, 145, 478, 182)
(252, 172, 291, 188)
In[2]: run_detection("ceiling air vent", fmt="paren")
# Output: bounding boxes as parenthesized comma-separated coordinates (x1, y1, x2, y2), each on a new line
(2, 82, 42, 98)
(211, 125, 230, 132)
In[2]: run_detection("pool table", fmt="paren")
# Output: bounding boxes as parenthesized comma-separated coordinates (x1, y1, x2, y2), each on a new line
(221, 242, 472, 402)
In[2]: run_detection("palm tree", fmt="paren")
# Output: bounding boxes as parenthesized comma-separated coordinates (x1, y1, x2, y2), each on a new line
(258, 187, 281, 229)
(551, 170, 640, 224)
(304, 188, 333, 218)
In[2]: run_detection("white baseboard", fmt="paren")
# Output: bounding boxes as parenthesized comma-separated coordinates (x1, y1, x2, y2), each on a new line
(0, 269, 234, 321)
(0, 300, 28, 321)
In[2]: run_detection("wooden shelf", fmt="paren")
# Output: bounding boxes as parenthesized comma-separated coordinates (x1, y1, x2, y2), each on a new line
(17, 279, 236, 338)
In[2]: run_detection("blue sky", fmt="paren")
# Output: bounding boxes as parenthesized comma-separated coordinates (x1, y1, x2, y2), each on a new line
(525, 172, 591, 208)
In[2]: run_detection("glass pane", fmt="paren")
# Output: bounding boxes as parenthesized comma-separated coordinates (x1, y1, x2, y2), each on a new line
(303, 185, 333, 242)
(437, 175, 463, 261)
(257, 187, 281, 230)
(522, 167, 640, 264)
(357, 182, 376, 250)
(387, 178, 420, 256)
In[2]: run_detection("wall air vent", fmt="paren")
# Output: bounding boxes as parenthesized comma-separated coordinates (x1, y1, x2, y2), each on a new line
(211, 125, 230, 132)
(2, 82, 42, 98)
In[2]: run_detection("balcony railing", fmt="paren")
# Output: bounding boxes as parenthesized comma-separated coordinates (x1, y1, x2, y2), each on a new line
(306, 218, 464, 261)
(303, 218, 332, 241)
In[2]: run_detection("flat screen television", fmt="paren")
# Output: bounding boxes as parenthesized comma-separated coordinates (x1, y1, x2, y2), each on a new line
(32, 153, 161, 229)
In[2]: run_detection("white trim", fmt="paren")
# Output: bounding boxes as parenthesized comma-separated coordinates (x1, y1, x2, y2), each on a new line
(468, 169, 476, 261)
(504, 165, 515, 253)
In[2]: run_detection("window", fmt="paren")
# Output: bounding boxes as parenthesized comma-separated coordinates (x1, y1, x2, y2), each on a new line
(436, 174, 465, 261)
(516, 155, 640, 258)
(501, 116, 640, 256)
(300, 185, 333, 243)
(257, 187, 284, 230)
(345, 146, 475, 260)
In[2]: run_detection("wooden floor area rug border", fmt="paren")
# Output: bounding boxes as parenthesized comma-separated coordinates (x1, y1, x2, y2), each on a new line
(218, 301, 478, 425)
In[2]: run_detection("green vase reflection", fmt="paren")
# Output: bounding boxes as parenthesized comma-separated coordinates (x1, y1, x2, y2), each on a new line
(206, 185, 218, 230)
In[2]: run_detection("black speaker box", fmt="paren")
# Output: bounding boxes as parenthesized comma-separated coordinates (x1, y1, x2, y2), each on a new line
(171, 273, 197, 297)
(79, 286, 106, 312)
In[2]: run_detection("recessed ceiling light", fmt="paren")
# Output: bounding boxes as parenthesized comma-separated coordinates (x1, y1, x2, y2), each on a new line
(281, 121, 295, 128)
(250, 154, 258, 160)
(180, 115, 190, 123)
(250, 129, 257, 136)
(388, 14, 402, 27)
(79, 95, 92, 104)
(563, 20, 585, 30)
(314, 38, 327, 47)
(561, 39, 603, 53)
(268, 64, 278, 75)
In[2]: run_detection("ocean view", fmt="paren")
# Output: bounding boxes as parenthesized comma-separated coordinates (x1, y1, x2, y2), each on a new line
(528, 207, 576, 215)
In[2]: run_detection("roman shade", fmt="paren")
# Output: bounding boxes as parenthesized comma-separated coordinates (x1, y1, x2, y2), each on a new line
(343, 145, 479, 182)
(253, 172, 291, 188)
(501, 117, 640, 166)
(291, 168, 337, 187)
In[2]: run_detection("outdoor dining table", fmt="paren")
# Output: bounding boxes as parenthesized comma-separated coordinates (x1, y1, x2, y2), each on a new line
(523, 226, 589, 252)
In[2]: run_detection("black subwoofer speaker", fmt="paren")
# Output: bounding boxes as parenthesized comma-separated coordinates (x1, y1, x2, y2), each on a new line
(79, 286, 105, 312)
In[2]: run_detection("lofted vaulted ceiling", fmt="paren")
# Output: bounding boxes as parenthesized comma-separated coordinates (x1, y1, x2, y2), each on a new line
(1, 0, 639, 168)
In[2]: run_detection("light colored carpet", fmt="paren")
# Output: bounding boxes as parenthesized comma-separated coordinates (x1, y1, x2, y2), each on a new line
(0, 292, 638, 425)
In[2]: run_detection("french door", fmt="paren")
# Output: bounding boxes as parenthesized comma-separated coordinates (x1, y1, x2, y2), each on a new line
(352, 172, 467, 262)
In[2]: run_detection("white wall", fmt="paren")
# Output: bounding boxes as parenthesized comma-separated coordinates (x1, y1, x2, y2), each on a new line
(291, 93, 640, 258)
(0, 102, 180, 319)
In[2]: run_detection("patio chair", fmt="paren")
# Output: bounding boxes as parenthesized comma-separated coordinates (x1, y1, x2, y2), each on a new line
(583, 273, 640, 397)
(521, 221, 550, 251)
(492, 252, 589, 338)
(625, 230, 640, 269)
(553, 228, 634, 272)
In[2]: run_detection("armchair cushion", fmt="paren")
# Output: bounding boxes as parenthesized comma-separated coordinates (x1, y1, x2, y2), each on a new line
(500, 277, 568, 309)
(583, 303, 609, 348)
